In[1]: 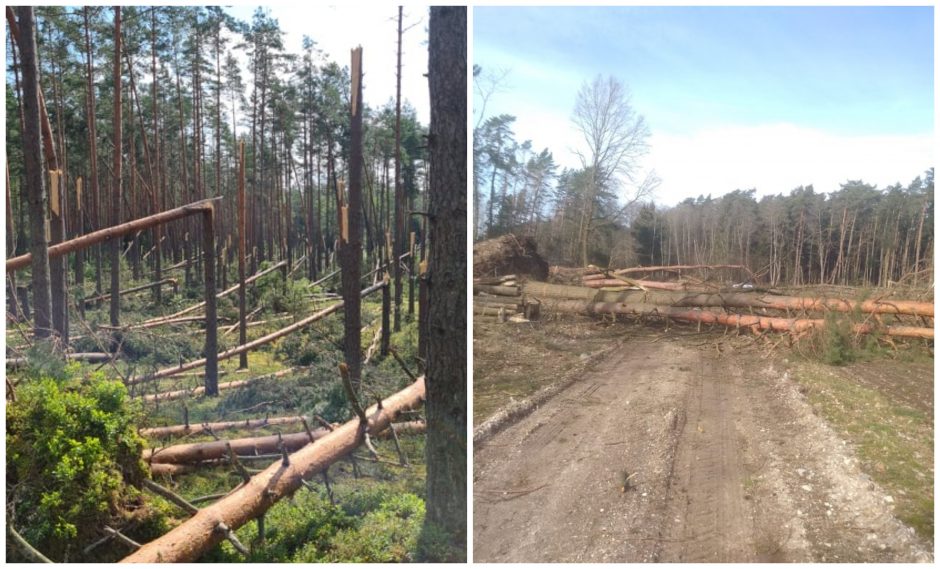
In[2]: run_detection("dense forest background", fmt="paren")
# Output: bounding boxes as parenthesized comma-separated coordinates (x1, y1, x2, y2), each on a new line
(6, 5, 427, 289)
(474, 70, 934, 288)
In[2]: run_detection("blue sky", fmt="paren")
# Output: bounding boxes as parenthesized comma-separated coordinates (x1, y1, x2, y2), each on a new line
(474, 6, 934, 205)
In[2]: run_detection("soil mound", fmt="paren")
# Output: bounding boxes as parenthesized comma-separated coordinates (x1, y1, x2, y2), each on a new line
(473, 234, 548, 280)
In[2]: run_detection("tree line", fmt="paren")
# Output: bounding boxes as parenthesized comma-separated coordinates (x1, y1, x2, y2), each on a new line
(473, 69, 933, 287)
(6, 5, 428, 338)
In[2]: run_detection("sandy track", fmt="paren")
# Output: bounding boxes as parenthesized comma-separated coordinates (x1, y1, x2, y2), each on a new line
(473, 338, 930, 562)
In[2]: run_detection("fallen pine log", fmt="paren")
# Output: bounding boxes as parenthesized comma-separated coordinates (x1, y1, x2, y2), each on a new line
(474, 305, 520, 317)
(141, 415, 425, 441)
(98, 315, 214, 332)
(582, 279, 711, 291)
(547, 301, 934, 339)
(84, 278, 178, 306)
(139, 367, 305, 403)
(142, 260, 287, 324)
(144, 428, 334, 465)
(526, 282, 934, 317)
(140, 414, 314, 439)
(474, 274, 517, 285)
(473, 284, 520, 297)
(6, 352, 112, 368)
(6, 199, 218, 272)
(144, 421, 427, 466)
(121, 377, 425, 563)
(129, 282, 384, 385)
(583, 264, 755, 278)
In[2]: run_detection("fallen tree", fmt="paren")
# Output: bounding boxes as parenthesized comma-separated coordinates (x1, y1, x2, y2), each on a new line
(128, 282, 385, 385)
(522, 282, 934, 317)
(546, 300, 934, 339)
(121, 376, 426, 563)
(141, 416, 426, 441)
(83, 278, 178, 306)
(142, 260, 287, 324)
(144, 428, 334, 465)
(582, 263, 755, 279)
(581, 278, 713, 291)
(140, 414, 315, 439)
(7, 352, 112, 368)
(139, 367, 304, 403)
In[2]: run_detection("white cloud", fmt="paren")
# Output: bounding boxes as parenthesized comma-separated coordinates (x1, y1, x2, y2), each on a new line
(487, 114, 933, 208)
(644, 124, 934, 205)
(229, 4, 430, 124)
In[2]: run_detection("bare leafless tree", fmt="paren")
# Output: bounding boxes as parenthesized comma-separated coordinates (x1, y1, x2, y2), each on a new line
(571, 75, 650, 265)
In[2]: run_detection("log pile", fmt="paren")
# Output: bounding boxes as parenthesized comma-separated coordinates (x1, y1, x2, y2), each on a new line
(474, 275, 540, 322)
(474, 266, 933, 340)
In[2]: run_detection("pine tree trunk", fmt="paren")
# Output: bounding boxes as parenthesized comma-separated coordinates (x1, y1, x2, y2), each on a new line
(14, 6, 54, 339)
(340, 48, 364, 386)
(393, 6, 405, 333)
(109, 6, 123, 333)
(425, 6, 467, 556)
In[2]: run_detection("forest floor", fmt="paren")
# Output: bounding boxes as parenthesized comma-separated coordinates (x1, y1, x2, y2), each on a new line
(6, 268, 443, 562)
(472, 317, 933, 562)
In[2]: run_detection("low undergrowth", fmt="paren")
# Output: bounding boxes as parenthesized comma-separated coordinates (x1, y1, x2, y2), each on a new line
(791, 361, 934, 544)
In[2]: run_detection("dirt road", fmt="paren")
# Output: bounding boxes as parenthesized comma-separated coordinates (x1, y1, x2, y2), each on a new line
(473, 337, 930, 562)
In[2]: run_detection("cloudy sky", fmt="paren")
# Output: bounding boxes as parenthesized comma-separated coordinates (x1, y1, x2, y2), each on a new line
(474, 6, 934, 205)
(227, 4, 430, 124)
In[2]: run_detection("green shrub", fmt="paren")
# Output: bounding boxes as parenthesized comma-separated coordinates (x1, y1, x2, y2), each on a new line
(6, 373, 148, 561)
(324, 493, 425, 562)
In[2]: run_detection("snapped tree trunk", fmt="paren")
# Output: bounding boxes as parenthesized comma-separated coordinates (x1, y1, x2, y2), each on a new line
(340, 47, 364, 386)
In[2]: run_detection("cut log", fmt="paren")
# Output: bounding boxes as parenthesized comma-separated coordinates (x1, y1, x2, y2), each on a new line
(583, 264, 755, 278)
(528, 282, 934, 318)
(129, 282, 385, 385)
(121, 377, 426, 563)
(548, 301, 934, 339)
(472, 284, 520, 297)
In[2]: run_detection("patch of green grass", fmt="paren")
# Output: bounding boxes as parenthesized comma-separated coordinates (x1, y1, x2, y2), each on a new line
(792, 362, 933, 543)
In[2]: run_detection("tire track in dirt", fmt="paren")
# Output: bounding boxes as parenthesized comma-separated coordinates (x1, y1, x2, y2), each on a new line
(473, 337, 931, 563)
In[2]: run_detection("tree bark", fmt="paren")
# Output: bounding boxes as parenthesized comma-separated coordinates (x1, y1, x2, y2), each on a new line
(425, 6, 467, 555)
